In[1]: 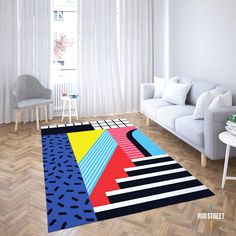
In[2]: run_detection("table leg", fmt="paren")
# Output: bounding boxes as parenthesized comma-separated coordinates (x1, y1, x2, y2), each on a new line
(23, 110, 27, 124)
(62, 100, 65, 121)
(35, 106, 40, 131)
(69, 100, 72, 123)
(222, 144, 230, 188)
(74, 100, 78, 120)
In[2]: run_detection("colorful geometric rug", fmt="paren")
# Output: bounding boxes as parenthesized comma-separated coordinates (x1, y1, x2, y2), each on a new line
(41, 119, 214, 232)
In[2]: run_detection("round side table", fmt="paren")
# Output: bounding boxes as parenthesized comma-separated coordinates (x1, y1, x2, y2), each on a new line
(219, 131, 236, 188)
(61, 96, 79, 123)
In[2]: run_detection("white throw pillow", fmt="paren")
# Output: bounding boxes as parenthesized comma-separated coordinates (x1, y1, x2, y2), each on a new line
(209, 91, 232, 109)
(193, 87, 223, 120)
(161, 81, 192, 105)
(153, 76, 178, 98)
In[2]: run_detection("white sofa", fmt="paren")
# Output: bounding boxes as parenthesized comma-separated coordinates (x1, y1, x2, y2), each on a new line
(140, 77, 236, 166)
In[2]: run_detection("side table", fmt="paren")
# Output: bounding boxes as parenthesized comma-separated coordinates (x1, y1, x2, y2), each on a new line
(219, 131, 236, 188)
(61, 96, 79, 123)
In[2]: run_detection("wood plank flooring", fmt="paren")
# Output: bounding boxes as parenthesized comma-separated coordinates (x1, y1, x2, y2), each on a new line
(1, 113, 236, 236)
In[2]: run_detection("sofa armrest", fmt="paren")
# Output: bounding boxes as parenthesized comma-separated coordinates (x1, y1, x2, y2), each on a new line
(140, 83, 154, 101)
(204, 106, 236, 160)
(140, 83, 155, 113)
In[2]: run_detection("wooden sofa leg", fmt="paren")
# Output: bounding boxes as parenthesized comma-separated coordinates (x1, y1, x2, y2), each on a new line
(146, 117, 150, 126)
(201, 153, 207, 167)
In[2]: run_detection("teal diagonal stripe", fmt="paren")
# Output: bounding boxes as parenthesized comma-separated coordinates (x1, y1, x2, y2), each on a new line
(79, 130, 117, 195)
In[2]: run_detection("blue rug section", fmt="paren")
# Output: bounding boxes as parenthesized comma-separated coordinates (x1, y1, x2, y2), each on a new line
(42, 134, 97, 232)
(132, 130, 166, 155)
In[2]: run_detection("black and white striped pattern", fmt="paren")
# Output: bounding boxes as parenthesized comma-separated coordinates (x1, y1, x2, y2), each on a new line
(41, 119, 133, 130)
(89, 119, 133, 130)
(94, 154, 214, 220)
(40, 119, 133, 135)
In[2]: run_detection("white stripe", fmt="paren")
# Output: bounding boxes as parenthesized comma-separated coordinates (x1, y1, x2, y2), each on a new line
(49, 125, 57, 128)
(57, 124, 66, 127)
(106, 176, 196, 196)
(90, 121, 98, 124)
(41, 126, 48, 129)
(132, 154, 170, 162)
(124, 160, 177, 172)
(82, 122, 90, 125)
(74, 122, 82, 126)
(116, 168, 186, 183)
(94, 185, 207, 213)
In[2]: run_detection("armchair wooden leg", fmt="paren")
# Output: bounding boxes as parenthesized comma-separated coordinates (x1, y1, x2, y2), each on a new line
(201, 153, 207, 167)
(23, 110, 27, 124)
(35, 107, 40, 131)
(146, 116, 150, 126)
(44, 105, 48, 123)
(14, 110, 19, 132)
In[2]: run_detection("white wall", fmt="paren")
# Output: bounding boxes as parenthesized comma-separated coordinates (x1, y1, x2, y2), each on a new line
(153, 0, 169, 78)
(168, 0, 236, 92)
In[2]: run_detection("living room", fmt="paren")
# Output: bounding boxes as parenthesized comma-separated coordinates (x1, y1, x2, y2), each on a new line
(0, 0, 236, 235)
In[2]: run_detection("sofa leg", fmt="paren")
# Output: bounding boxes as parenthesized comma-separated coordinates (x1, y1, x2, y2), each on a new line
(146, 117, 150, 126)
(201, 153, 207, 167)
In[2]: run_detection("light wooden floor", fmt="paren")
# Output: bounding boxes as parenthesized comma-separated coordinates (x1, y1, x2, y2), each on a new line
(1, 113, 236, 236)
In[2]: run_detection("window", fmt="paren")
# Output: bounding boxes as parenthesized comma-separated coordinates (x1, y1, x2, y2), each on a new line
(51, 0, 78, 111)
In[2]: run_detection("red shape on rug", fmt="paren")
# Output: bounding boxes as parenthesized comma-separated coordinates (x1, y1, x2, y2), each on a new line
(90, 146, 135, 207)
(108, 126, 144, 159)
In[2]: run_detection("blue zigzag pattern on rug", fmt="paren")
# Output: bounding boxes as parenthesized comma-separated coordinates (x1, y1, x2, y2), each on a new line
(79, 130, 117, 195)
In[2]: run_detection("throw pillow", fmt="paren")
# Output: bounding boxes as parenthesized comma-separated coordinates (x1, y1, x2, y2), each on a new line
(153, 76, 178, 98)
(209, 91, 232, 109)
(161, 81, 192, 105)
(192, 87, 223, 119)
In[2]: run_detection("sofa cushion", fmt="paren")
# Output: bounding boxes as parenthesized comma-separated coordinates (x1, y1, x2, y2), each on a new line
(175, 116, 204, 147)
(142, 98, 171, 118)
(186, 80, 216, 105)
(156, 105, 195, 130)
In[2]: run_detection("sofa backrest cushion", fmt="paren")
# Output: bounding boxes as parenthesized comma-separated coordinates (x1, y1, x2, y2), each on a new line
(188, 81, 217, 105)
(178, 77, 216, 105)
(177, 76, 236, 106)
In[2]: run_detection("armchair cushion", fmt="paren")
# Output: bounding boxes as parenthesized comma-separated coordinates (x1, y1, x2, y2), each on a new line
(17, 99, 53, 109)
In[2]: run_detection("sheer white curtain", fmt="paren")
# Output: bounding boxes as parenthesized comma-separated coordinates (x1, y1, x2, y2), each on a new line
(78, 0, 123, 117)
(18, 0, 52, 121)
(0, 0, 51, 124)
(78, 0, 153, 117)
(18, 0, 51, 89)
(0, 0, 18, 124)
(119, 0, 153, 112)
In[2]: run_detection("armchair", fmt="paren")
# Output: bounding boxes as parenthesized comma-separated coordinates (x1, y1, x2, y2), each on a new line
(13, 74, 53, 131)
